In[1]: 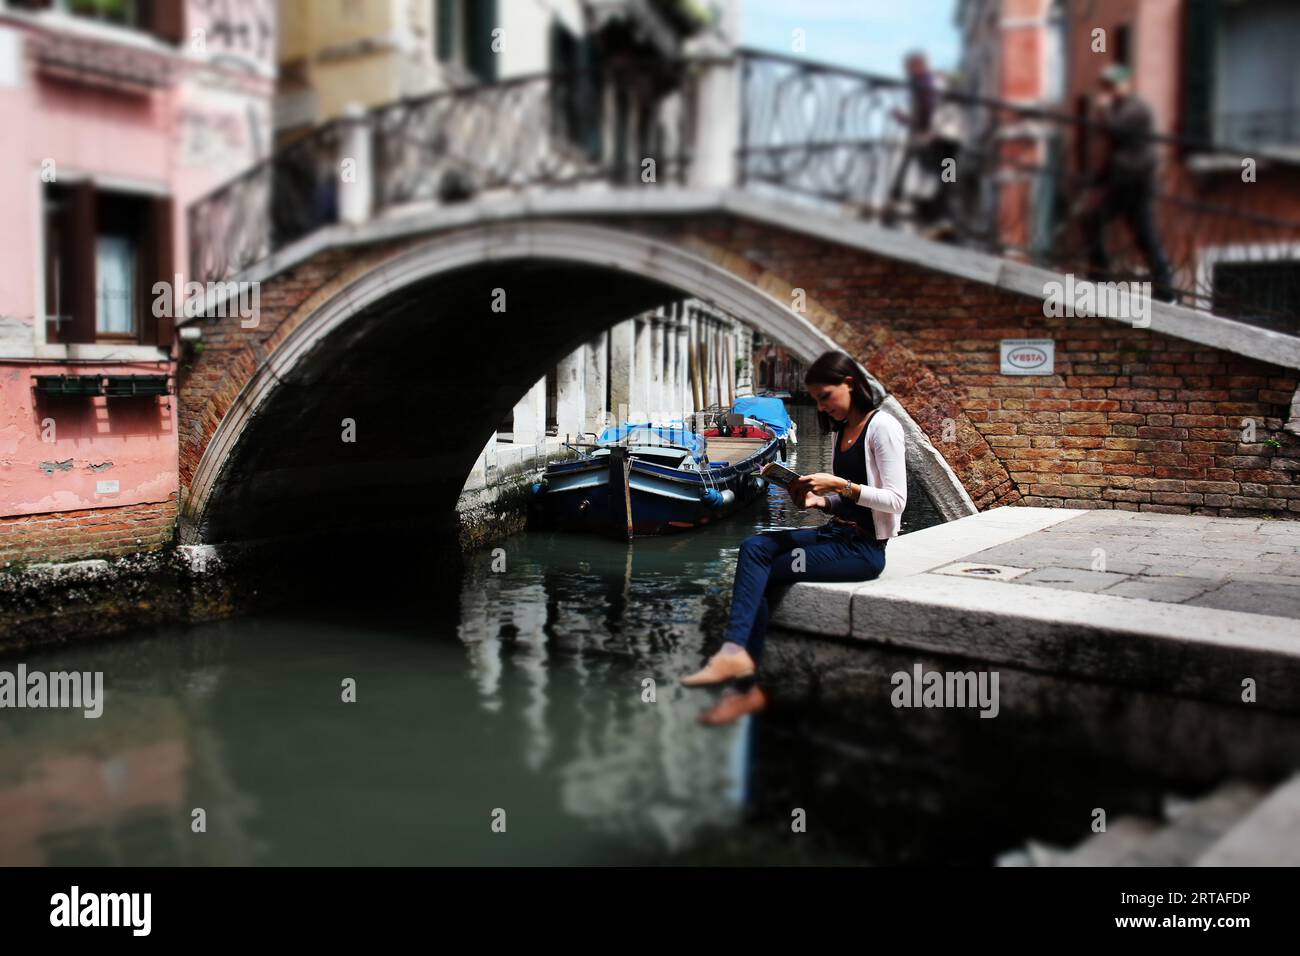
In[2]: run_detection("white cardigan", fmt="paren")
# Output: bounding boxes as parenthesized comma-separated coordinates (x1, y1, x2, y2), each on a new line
(821, 409, 908, 539)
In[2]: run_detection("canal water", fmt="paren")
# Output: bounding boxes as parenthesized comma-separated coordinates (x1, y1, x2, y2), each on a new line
(3, 404, 1299, 865)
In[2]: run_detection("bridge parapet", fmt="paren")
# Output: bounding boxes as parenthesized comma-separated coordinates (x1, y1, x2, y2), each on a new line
(189, 49, 1300, 336)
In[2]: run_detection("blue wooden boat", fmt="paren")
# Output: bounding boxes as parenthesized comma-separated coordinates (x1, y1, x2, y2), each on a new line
(528, 412, 785, 539)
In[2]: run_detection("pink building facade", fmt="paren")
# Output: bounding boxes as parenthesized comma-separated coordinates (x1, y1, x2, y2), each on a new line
(0, 0, 273, 561)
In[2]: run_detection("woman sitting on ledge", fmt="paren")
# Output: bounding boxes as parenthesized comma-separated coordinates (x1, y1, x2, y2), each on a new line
(682, 349, 908, 725)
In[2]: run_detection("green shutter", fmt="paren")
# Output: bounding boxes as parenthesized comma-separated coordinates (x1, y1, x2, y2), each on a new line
(436, 0, 455, 63)
(1182, 0, 1219, 147)
(466, 0, 498, 82)
(578, 36, 603, 160)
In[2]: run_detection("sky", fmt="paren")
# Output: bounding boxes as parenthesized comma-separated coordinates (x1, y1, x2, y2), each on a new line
(739, 0, 961, 78)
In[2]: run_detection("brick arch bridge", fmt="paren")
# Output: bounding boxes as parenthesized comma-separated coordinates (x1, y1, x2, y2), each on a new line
(177, 211, 986, 544)
(178, 191, 1300, 547)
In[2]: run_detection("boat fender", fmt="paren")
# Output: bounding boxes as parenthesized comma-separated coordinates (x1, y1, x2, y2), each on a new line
(718, 489, 735, 508)
(530, 481, 544, 496)
(750, 474, 767, 493)
(701, 488, 723, 507)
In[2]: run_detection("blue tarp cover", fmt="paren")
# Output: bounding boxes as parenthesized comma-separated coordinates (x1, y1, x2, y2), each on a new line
(597, 423, 707, 461)
(731, 396, 793, 437)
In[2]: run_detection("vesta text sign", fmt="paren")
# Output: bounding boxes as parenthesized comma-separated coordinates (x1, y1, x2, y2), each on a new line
(1000, 339, 1055, 376)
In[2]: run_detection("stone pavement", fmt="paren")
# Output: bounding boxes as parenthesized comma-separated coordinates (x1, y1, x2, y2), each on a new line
(958, 510, 1300, 619)
(771, 507, 1300, 710)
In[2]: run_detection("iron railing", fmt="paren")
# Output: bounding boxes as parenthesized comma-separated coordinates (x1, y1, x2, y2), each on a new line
(188, 50, 1300, 334)
(737, 48, 1300, 334)
(190, 65, 692, 284)
(372, 65, 691, 213)
(189, 119, 344, 286)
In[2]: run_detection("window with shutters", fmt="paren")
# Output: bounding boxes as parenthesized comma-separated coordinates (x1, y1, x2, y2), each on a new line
(41, 183, 174, 347)
(1184, 0, 1300, 151)
(1215, 0, 1300, 149)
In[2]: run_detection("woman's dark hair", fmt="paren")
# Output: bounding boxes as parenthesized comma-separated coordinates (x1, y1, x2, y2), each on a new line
(804, 350, 879, 434)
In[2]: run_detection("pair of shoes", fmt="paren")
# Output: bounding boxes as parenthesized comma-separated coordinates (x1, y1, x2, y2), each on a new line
(680, 648, 756, 687)
(698, 686, 768, 726)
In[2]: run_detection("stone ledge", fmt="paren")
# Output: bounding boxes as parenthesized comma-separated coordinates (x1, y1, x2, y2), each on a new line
(771, 506, 1085, 637)
(770, 507, 1300, 711)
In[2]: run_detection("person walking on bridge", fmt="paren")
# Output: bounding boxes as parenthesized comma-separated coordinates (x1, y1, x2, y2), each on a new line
(1081, 63, 1175, 301)
(680, 350, 907, 726)
(888, 51, 963, 238)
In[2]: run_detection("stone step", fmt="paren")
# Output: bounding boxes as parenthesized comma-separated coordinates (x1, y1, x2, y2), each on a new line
(1055, 816, 1162, 867)
(1194, 772, 1300, 866)
(1116, 782, 1266, 866)
(997, 779, 1277, 867)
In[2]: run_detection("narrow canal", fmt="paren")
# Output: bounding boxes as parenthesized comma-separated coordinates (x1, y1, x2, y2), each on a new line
(3, 404, 1298, 865)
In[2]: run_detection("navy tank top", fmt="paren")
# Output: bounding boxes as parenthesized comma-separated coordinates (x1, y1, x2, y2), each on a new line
(830, 414, 876, 538)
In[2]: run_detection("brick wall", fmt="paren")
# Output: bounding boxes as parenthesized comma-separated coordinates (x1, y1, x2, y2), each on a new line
(176, 213, 1300, 522)
(0, 498, 177, 565)
(177, 245, 403, 490)
(643, 215, 1300, 516)
(15, 208, 1296, 568)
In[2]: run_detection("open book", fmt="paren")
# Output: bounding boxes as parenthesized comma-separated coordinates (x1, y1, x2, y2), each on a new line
(759, 461, 802, 487)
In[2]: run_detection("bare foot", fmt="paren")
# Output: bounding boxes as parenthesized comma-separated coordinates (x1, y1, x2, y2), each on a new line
(681, 648, 756, 687)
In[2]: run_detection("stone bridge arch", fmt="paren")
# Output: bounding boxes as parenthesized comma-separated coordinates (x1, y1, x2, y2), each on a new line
(178, 216, 983, 545)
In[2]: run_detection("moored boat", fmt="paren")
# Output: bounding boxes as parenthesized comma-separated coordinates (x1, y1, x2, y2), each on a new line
(713, 395, 797, 452)
(528, 414, 782, 539)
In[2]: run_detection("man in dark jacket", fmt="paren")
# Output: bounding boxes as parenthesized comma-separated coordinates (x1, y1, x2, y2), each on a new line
(888, 51, 957, 236)
(1081, 64, 1175, 301)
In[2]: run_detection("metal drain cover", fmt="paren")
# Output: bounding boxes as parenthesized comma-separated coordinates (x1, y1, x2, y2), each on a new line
(932, 562, 1033, 582)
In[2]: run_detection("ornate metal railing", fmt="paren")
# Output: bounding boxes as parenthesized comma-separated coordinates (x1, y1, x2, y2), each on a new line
(372, 65, 690, 212)
(189, 119, 344, 286)
(737, 49, 1300, 334)
(190, 64, 691, 284)
(189, 49, 1300, 333)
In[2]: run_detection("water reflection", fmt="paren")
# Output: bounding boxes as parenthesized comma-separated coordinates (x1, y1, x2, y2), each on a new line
(0, 636, 260, 866)
(434, 405, 948, 857)
(16, 405, 1297, 865)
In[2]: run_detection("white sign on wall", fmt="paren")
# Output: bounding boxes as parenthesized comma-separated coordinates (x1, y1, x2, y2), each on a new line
(1000, 339, 1055, 376)
(95, 480, 120, 496)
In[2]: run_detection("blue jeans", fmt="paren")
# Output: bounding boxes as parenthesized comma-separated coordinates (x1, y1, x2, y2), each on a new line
(724, 522, 887, 667)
